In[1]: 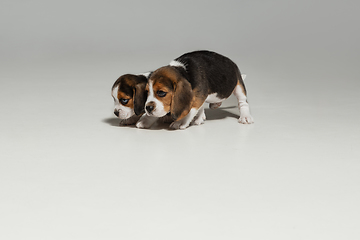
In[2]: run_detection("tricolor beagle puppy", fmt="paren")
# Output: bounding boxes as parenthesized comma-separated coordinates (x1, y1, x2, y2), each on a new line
(111, 73, 150, 125)
(136, 50, 254, 130)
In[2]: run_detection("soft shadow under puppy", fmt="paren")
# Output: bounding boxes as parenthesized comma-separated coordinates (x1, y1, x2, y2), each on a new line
(103, 106, 239, 129)
(102, 117, 169, 129)
(102, 118, 137, 128)
(205, 106, 239, 121)
(102, 117, 119, 126)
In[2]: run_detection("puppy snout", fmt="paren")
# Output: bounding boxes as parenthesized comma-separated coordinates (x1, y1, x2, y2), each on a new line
(146, 105, 154, 113)
(114, 110, 119, 117)
(146, 102, 156, 114)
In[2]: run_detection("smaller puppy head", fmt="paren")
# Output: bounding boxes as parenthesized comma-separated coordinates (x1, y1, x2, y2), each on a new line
(111, 74, 148, 119)
(145, 66, 193, 120)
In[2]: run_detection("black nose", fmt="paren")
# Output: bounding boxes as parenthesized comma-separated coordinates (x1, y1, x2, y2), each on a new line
(114, 110, 119, 117)
(146, 105, 154, 113)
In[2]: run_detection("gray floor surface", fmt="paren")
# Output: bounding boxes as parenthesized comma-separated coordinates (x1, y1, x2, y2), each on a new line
(1, 1, 360, 239)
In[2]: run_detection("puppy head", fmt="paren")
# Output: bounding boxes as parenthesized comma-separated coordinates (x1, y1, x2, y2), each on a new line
(111, 74, 148, 119)
(145, 66, 193, 120)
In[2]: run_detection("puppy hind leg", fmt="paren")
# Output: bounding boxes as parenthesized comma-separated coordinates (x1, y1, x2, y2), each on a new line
(209, 102, 222, 109)
(233, 84, 254, 124)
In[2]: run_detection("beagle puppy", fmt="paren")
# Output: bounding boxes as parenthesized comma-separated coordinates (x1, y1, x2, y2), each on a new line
(111, 72, 150, 125)
(136, 50, 254, 129)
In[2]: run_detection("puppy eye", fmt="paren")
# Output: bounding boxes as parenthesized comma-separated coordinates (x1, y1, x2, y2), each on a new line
(157, 90, 167, 97)
(120, 98, 130, 105)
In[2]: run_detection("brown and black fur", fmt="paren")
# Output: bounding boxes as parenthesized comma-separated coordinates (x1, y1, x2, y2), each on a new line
(148, 50, 247, 121)
(112, 74, 148, 116)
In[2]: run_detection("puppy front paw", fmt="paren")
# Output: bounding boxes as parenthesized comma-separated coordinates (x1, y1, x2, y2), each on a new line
(119, 120, 131, 126)
(136, 115, 157, 129)
(135, 120, 151, 129)
(238, 114, 254, 124)
(169, 121, 189, 130)
(192, 111, 206, 125)
(209, 102, 222, 109)
(119, 115, 140, 126)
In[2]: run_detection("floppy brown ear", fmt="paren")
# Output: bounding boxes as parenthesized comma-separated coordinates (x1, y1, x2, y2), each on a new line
(170, 79, 193, 120)
(133, 82, 147, 115)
